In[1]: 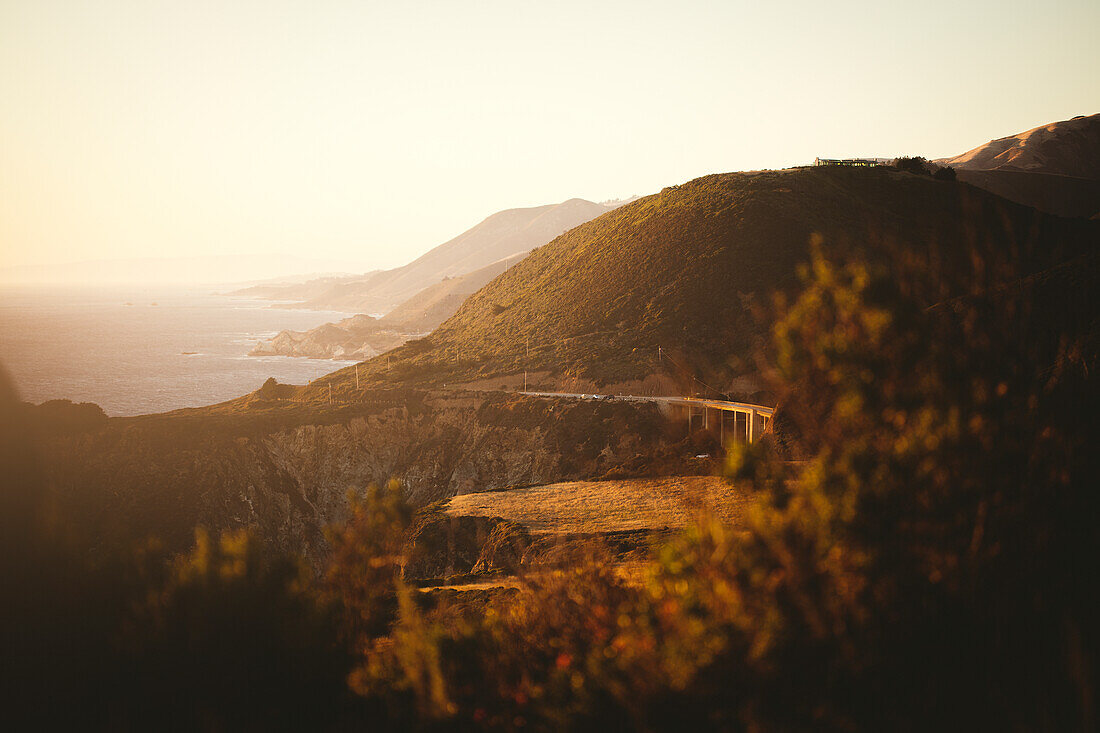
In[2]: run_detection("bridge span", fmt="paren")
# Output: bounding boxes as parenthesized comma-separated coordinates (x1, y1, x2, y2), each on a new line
(519, 391, 775, 443)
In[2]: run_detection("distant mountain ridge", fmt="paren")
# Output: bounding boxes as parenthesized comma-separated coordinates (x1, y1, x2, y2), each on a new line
(249, 253, 529, 359)
(242, 200, 618, 359)
(378, 251, 528, 333)
(938, 113, 1100, 178)
(936, 113, 1100, 218)
(240, 198, 618, 314)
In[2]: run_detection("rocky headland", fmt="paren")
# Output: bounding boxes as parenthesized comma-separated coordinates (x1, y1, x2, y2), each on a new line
(249, 313, 411, 360)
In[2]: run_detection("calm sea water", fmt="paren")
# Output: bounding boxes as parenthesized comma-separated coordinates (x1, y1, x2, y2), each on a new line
(0, 286, 357, 416)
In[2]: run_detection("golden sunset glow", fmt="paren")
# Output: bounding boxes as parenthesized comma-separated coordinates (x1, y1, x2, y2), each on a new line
(1, 0, 1097, 282)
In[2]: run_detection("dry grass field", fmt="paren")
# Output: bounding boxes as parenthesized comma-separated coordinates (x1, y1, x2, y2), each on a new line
(445, 475, 750, 535)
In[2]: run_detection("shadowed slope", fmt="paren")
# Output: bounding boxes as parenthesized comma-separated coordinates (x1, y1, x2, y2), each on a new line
(936, 113, 1100, 218)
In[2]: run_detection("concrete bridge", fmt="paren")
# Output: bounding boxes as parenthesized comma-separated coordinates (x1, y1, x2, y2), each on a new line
(519, 391, 775, 443)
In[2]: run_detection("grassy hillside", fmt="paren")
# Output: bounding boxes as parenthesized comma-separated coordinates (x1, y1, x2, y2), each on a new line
(446, 476, 748, 535)
(307, 166, 1097, 398)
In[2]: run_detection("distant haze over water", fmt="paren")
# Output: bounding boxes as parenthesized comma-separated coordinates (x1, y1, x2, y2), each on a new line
(0, 253, 370, 287)
(0, 286, 356, 416)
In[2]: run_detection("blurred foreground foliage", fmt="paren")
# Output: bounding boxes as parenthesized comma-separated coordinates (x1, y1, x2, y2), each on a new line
(342, 242, 1096, 731)
(2, 235, 1096, 730)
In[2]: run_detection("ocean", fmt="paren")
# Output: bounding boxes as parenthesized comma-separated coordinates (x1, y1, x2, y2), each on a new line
(0, 286, 358, 416)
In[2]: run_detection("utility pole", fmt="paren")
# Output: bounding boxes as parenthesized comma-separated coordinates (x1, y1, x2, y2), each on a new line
(355, 364, 360, 390)
(524, 370, 527, 392)
(328, 384, 332, 404)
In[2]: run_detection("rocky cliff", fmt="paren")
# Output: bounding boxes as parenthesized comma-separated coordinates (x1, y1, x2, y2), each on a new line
(33, 389, 701, 564)
(249, 314, 409, 360)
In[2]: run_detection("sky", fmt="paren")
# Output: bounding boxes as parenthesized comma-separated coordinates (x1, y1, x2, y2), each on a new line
(1, 0, 1098, 282)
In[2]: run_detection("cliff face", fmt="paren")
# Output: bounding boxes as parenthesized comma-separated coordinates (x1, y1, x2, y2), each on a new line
(35, 391, 687, 563)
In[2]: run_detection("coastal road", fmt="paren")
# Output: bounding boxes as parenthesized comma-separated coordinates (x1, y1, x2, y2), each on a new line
(519, 391, 775, 441)
(519, 391, 775, 418)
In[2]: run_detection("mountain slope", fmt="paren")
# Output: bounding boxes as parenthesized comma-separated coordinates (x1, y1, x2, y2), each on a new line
(289, 198, 615, 313)
(936, 113, 1100, 218)
(939, 113, 1100, 177)
(309, 166, 1098, 398)
(378, 251, 527, 333)
(247, 252, 528, 359)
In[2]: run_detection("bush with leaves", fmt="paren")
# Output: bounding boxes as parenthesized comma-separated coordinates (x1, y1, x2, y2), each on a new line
(894, 155, 931, 175)
(326, 481, 414, 640)
(117, 529, 354, 731)
(933, 164, 957, 181)
(690, 241, 1100, 729)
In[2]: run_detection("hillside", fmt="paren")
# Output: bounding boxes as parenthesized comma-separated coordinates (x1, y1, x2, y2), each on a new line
(938, 113, 1100, 177)
(936, 113, 1100, 218)
(277, 198, 616, 314)
(248, 252, 528, 359)
(378, 251, 527, 333)
(307, 166, 1098, 399)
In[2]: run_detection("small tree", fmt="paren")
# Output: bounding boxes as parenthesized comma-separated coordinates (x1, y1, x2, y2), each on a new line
(894, 155, 931, 175)
(933, 164, 957, 181)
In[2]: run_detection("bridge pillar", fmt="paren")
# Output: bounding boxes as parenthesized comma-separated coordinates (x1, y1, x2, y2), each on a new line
(748, 409, 755, 443)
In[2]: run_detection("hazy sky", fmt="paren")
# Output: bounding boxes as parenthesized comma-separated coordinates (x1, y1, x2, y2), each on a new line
(2, 0, 1097, 278)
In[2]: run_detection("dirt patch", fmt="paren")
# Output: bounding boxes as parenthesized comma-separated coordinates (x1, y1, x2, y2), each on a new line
(445, 476, 749, 535)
